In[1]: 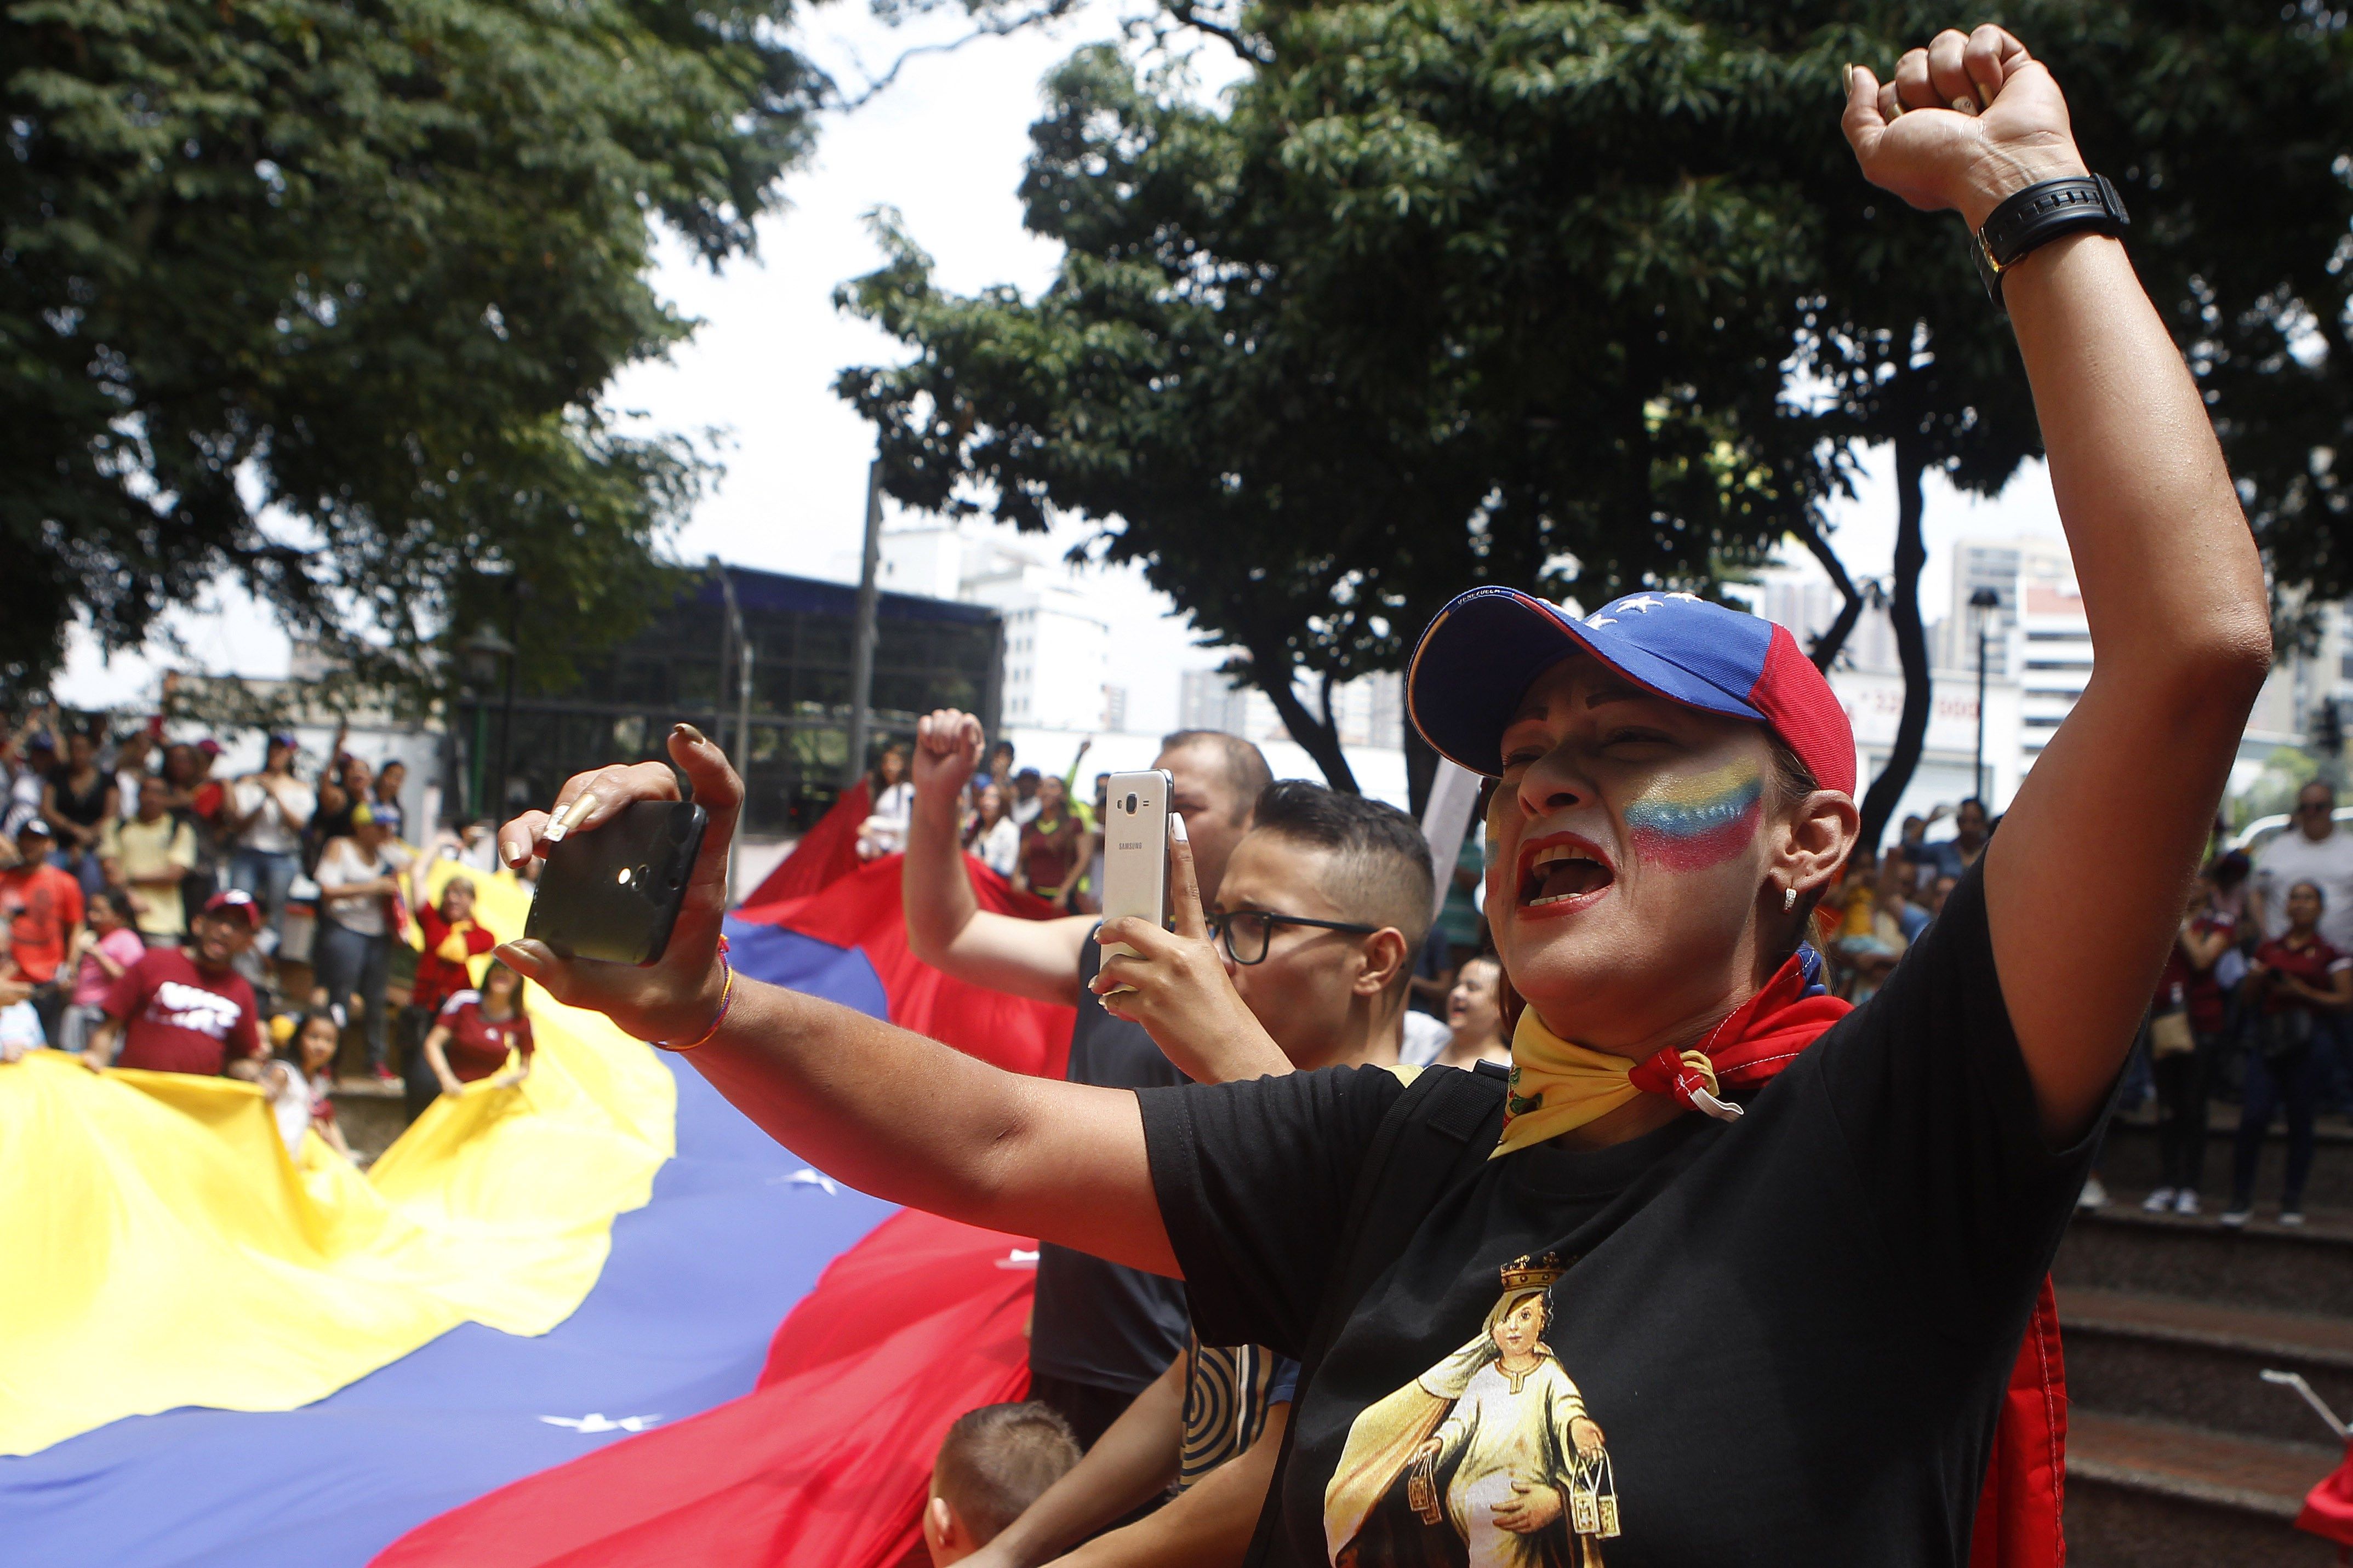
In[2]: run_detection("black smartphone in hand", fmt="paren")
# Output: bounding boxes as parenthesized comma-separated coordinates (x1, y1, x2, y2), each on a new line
(524, 800, 707, 965)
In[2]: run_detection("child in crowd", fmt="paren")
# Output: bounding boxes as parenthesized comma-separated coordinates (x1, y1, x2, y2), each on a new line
(418, 960, 535, 1099)
(0, 978, 44, 1060)
(261, 1011, 354, 1161)
(924, 1404, 1082, 1566)
(60, 890, 144, 1055)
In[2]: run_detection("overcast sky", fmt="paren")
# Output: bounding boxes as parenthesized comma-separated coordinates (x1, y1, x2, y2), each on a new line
(54, 3, 2065, 718)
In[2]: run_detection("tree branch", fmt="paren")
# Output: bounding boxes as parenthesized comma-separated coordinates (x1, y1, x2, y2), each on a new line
(1156, 0, 1273, 64)
(1788, 511, 1867, 672)
(832, 1, 1081, 111)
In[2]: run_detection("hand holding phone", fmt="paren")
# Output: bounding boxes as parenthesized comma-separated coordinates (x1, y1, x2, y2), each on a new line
(1096, 771, 1173, 970)
(1090, 811, 1290, 1083)
(524, 800, 707, 965)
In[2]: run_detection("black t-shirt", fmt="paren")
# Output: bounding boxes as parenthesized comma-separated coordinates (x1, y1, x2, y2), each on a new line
(1030, 935, 1193, 1394)
(1138, 864, 2101, 1566)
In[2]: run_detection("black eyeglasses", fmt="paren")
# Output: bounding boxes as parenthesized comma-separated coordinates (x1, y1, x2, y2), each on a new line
(1205, 909, 1381, 965)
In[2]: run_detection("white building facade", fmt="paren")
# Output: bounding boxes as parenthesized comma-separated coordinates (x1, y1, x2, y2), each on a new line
(877, 525, 1126, 735)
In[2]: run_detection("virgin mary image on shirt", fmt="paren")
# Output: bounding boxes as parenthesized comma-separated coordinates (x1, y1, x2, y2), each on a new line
(1325, 1255, 1619, 1568)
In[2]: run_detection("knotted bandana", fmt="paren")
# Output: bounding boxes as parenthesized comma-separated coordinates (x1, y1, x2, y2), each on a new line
(1492, 947, 1851, 1159)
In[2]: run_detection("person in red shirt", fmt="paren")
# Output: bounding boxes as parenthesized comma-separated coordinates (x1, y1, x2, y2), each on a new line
(2, 819, 86, 1044)
(401, 869, 499, 1118)
(419, 960, 534, 1098)
(83, 891, 266, 1079)
(1012, 776, 1084, 911)
(2229, 879, 2351, 1228)
(2141, 868, 2241, 1216)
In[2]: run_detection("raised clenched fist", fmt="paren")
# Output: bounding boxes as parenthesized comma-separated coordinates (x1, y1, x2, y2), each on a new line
(912, 708, 985, 803)
(1843, 25, 2090, 232)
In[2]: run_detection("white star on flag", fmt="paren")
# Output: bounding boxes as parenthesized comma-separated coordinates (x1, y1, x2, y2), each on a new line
(540, 1413, 662, 1434)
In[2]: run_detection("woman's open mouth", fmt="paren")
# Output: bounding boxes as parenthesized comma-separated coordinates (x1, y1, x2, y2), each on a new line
(1517, 833, 1617, 910)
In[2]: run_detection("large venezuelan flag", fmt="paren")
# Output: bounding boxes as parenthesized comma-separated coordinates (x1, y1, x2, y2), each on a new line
(0, 821, 1073, 1566)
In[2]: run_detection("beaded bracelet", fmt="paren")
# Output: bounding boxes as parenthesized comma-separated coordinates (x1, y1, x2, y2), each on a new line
(654, 936, 734, 1052)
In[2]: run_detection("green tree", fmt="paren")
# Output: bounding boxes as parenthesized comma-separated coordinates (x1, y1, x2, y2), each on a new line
(1740, 1, 2353, 849)
(839, 22, 1838, 796)
(843, 1, 2353, 821)
(4, 0, 828, 701)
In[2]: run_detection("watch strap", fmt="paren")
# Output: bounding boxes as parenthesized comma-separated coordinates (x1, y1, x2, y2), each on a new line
(1971, 174, 2130, 304)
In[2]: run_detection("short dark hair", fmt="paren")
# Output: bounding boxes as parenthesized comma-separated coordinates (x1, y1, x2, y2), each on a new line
(1159, 730, 1273, 823)
(934, 1403, 1081, 1544)
(1250, 780, 1435, 960)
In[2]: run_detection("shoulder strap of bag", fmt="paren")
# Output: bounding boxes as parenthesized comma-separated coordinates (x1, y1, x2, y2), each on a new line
(1240, 1063, 1507, 1566)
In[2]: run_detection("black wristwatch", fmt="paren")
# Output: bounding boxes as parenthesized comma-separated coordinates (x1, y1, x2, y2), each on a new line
(1971, 174, 2130, 306)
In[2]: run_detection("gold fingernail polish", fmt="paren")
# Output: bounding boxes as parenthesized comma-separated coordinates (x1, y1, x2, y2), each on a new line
(1842, 63, 1854, 94)
(544, 792, 598, 845)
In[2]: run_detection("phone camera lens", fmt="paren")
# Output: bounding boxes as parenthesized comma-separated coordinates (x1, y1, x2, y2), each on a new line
(1125, 792, 1139, 814)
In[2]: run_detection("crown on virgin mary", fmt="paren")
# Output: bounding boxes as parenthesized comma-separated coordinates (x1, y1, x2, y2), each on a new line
(1499, 1253, 1567, 1292)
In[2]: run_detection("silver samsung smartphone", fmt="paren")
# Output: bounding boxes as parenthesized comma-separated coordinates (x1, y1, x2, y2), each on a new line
(1098, 769, 1173, 969)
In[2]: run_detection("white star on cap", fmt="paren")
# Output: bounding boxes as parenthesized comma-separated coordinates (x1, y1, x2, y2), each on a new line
(1586, 616, 1618, 627)
(1613, 596, 1663, 615)
(1665, 591, 1703, 603)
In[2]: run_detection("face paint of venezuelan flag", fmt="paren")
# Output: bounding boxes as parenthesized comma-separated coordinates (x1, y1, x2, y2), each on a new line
(1625, 759, 1764, 871)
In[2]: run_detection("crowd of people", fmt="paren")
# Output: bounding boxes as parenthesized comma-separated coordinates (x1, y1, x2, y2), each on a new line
(864, 734, 1221, 922)
(491, 32, 2287, 1566)
(1807, 775, 2346, 1229)
(4, 31, 2338, 1560)
(0, 707, 531, 1157)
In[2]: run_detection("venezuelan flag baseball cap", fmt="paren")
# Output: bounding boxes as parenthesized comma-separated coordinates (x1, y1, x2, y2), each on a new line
(1407, 586, 1857, 795)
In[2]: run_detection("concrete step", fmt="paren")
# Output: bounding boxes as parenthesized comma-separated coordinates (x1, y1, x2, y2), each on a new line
(2060, 1285, 2353, 1446)
(2056, 1190, 2353, 1315)
(2065, 1410, 2338, 1567)
(2103, 1106, 2353, 1212)
(328, 1078, 408, 1162)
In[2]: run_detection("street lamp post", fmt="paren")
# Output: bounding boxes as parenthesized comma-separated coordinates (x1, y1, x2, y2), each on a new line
(1969, 586, 2002, 805)
(460, 623, 517, 823)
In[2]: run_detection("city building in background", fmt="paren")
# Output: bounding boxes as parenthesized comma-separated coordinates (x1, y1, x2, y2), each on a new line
(1176, 667, 1404, 751)
(870, 522, 1418, 801)
(877, 525, 1125, 735)
(452, 565, 1001, 837)
(1739, 572, 2023, 823)
(1746, 530, 2313, 830)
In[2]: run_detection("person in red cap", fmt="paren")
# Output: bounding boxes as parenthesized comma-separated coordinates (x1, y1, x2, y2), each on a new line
(488, 27, 2271, 1567)
(1, 817, 85, 1045)
(83, 890, 267, 1080)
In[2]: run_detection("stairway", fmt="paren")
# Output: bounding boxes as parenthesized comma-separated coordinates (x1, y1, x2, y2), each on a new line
(329, 1075, 408, 1161)
(2057, 1109, 2351, 1565)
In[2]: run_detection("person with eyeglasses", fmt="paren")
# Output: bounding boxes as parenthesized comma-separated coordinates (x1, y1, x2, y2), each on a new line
(2249, 780, 2353, 1119)
(956, 781, 1435, 1568)
(490, 30, 2273, 1561)
(899, 710, 1274, 1456)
